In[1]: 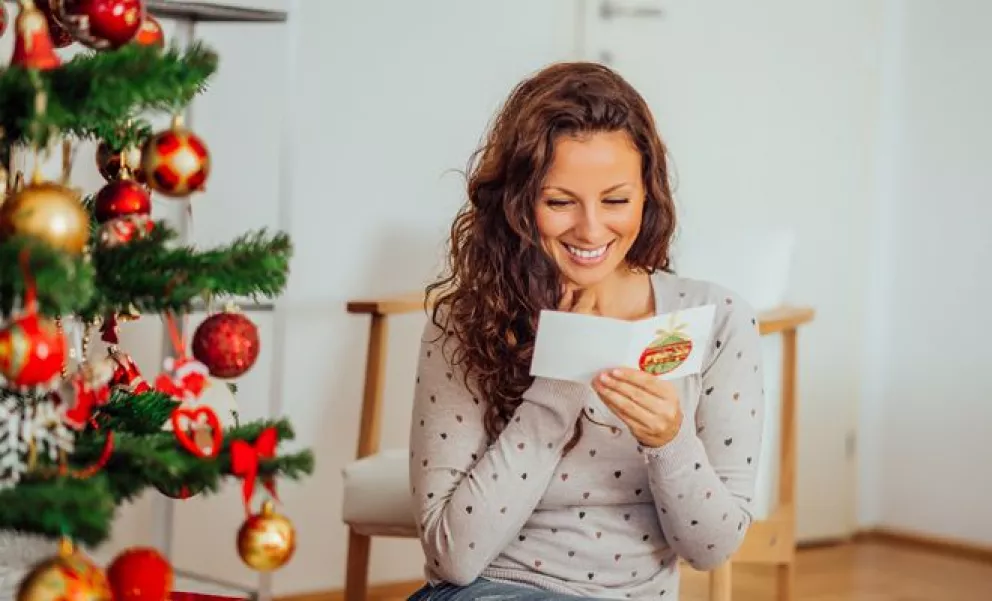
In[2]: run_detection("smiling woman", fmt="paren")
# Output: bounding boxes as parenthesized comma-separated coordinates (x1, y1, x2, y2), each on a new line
(409, 62, 764, 600)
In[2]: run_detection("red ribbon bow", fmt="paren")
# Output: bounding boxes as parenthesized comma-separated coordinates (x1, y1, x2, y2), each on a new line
(230, 427, 279, 514)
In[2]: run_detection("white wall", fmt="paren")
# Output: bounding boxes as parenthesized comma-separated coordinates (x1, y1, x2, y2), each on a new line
(269, 1, 578, 595)
(858, 0, 992, 545)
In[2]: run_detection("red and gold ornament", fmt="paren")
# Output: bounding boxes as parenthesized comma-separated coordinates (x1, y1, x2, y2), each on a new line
(54, 0, 144, 50)
(10, 0, 61, 71)
(16, 538, 111, 601)
(106, 547, 172, 601)
(0, 313, 66, 389)
(237, 500, 296, 572)
(140, 117, 210, 197)
(132, 13, 163, 48)
(0, 250, 65, 390)
(192, 309, 260, 379)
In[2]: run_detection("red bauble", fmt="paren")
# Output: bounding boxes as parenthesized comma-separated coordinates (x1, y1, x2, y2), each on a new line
(56, 0, 144, 49)
(140, 123, 210, 197)
(192, 311, 260, 379)
(37, 0, 75, 47)
(107, 547, 173, 601)
(93, 179, 151, 223)
(96, 141, 145, 184)
(0, 314, 66, 388)
(133, 14, 163, 48)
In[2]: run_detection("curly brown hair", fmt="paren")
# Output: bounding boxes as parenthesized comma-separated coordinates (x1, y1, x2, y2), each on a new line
(427, 61, 677, 453)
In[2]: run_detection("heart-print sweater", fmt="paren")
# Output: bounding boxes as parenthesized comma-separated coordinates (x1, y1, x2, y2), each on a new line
(408, 272, 765, 600)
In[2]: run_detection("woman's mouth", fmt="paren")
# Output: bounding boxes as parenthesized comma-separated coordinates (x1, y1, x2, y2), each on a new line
(563, 241, 613, 266)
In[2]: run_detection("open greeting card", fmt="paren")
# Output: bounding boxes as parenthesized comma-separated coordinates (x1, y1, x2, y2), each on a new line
(530, 304, 717, 384)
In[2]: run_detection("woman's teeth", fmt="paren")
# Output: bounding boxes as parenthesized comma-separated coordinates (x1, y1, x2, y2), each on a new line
(565, 243, 609, 260)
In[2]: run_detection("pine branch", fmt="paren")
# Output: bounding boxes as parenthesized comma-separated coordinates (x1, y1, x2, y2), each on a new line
(0, 236, 96, 318)
(0, 475, 117, 546)
(95, 390, 180, 434)
(84, 224, 292, 319)
(0, 42, 218, 149)
(72, 414, 314, 504)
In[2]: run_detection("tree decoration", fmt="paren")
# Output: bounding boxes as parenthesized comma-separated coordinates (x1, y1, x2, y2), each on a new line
(140, 116, 210, 197)
(11, 0, 62, 71)
(191, 308, 259, 379)
(53, 0, 145, 50)
(236, 500, 296, 572)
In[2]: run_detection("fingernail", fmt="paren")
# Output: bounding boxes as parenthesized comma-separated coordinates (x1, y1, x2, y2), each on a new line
(599, 373, 611, 383)
(612, 369, 623, 377)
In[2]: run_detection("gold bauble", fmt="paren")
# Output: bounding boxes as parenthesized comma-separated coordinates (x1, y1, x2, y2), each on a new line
(0, 181, 90, 254)
(17, 539, 112, 601)
(236, 500, 296, 572)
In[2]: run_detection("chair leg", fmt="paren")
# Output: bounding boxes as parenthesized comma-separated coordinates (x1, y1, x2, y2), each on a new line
(708, 562, 732, 601)
(345, 527, 372, 601)
(776, 563, 794, 601)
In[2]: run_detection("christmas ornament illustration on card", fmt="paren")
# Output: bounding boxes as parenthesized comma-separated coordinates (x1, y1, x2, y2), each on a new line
(638, 313, 693, 376)
(530, 304, 716, 384)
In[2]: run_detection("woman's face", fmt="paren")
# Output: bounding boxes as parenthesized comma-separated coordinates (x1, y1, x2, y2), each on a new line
(535, 130, 645, 290)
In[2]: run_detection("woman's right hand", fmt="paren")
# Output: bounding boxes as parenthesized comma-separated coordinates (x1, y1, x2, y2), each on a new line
(559, 284, 598, 315)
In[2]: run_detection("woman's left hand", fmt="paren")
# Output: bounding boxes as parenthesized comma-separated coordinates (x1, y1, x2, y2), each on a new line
(591, 368, 684, 448)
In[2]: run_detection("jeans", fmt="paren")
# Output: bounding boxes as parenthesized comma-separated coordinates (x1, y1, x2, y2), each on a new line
(407, 578, 609, 600)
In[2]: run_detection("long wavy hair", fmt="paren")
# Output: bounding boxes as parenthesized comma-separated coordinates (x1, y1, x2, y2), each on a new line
(426, 62, 677, 453)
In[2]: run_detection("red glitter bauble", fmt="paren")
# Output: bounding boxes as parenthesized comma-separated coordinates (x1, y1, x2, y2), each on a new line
(191, 311, 260, 379)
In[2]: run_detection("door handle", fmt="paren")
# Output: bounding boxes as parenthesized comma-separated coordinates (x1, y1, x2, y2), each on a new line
(599, 0, 665, 20)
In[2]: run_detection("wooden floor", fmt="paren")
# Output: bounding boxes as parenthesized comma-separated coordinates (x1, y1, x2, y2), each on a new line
(327, 540, 992, 601)
(679, 540, 992, 601)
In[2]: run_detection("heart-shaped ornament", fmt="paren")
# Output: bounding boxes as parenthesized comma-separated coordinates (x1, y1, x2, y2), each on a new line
(171, 405, 223, 458)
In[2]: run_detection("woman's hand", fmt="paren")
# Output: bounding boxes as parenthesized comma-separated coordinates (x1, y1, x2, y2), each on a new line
(591, 368, 684, 448)
(558, 284, 598, 315)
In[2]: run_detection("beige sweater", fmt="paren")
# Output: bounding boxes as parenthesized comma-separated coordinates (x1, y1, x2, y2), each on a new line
(408, 272, 765, 599)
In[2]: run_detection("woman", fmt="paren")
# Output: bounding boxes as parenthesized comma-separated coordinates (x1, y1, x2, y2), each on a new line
(407, 62, 764, 600)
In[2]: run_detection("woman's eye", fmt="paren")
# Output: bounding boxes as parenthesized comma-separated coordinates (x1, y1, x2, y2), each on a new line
(545, 198, 573, 207)
(604, 198, 630, 205)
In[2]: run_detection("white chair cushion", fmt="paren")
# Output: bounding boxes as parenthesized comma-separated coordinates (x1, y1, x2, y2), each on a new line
(341, 449, 418, 537)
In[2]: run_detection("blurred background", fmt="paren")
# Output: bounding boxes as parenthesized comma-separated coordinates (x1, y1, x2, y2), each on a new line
(5, 0, 989, 599)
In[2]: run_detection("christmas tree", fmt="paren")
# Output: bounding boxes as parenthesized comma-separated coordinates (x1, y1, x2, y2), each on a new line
(0, 0, 313, 597)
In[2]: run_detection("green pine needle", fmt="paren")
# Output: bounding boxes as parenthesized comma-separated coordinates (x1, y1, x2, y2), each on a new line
(0, 475, 117, 547)
(0, 236, 96, 318)
(0, 42, 218, 149)
(85, 224, 292, 318)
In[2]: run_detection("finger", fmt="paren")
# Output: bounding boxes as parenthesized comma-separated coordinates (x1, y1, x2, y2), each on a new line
(592, 374, 657, 427)
(611, 367, 677, 399)
(596, 371, 660, 414)
(557, 286, 575, 312)
(572, 288, 598, 315)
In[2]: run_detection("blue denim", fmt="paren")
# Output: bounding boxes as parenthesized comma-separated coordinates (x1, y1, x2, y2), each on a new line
(407, 578, 609, 600)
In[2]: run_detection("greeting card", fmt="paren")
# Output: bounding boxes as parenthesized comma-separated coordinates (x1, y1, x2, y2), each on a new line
(529, 304, 716, 384)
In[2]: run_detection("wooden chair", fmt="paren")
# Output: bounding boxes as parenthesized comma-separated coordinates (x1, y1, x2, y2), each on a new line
(342, 293, 814, 601)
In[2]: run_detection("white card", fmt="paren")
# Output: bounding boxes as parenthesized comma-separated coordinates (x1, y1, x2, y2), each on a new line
(530, 304, 717, 384)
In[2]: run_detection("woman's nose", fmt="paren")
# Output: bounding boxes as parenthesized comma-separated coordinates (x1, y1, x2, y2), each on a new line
(573, 207, 608, 240)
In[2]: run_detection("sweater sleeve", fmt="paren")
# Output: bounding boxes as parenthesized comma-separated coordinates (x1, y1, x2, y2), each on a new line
(642, 291, 766, 570)
(408, 318, 589, 586)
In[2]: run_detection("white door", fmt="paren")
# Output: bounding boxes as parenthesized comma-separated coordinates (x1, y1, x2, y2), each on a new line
(578, 0, 881, 541)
